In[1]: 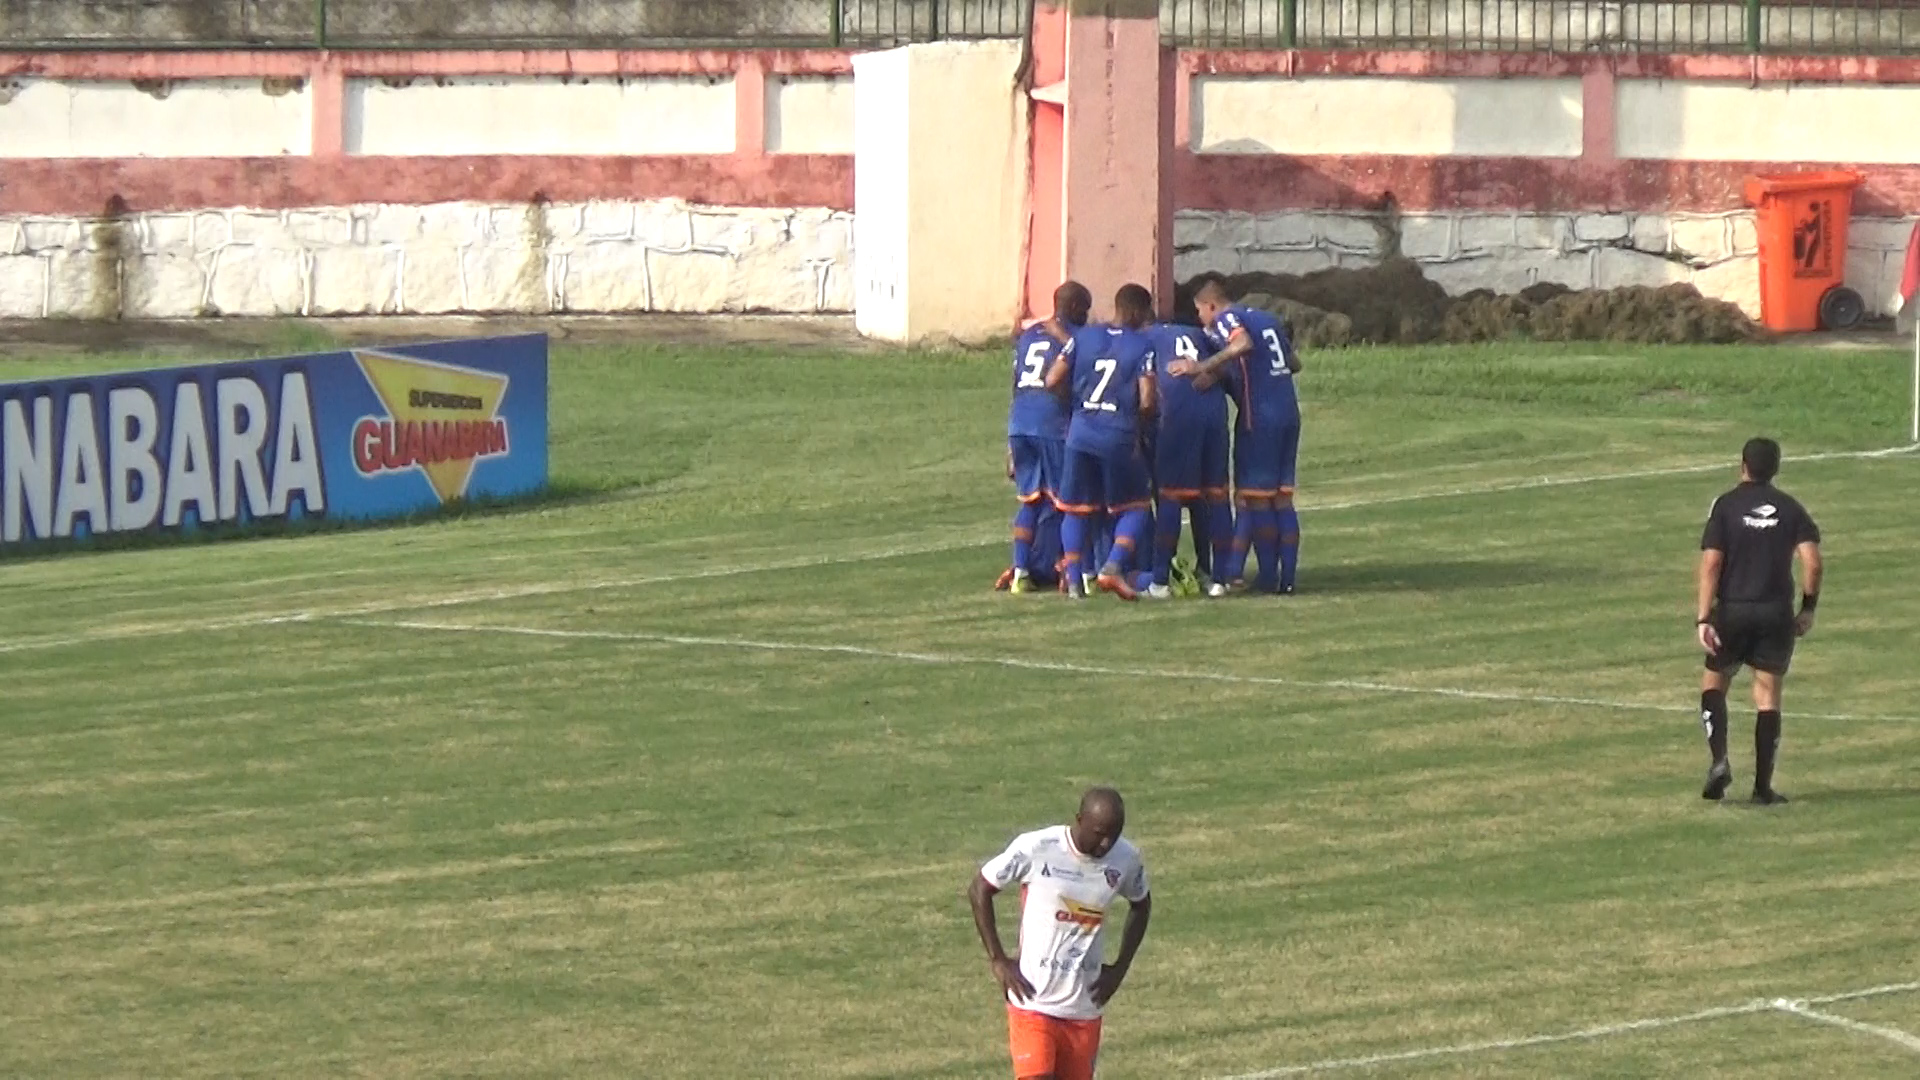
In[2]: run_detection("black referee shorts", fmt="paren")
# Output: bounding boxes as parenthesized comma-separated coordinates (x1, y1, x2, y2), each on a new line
(1706, 601, 1797, 676)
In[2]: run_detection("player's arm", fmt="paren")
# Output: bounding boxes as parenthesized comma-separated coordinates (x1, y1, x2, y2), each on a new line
(1794, 540, 1823, 636)
(1043, 340, 1074, 398)
(1695, 500, 1727, 653)
(1137, 361, 1159, 421)
(1178, 328, 1253, 380)
(1090, 892, 1151, 1006)
(969, 857, 1036, 1002)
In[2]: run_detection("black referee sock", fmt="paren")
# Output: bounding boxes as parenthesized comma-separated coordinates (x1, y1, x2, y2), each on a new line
(1700, 690, 1729, 763)
(1755, 710, 1783, 792)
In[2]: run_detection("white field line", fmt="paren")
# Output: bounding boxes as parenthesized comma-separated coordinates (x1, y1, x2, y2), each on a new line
(338, 618, 1920, 724)
(1, 442, 1913, 658)
(1774, 999, 1920, 1055)
(1213, 980, 1920, 1079)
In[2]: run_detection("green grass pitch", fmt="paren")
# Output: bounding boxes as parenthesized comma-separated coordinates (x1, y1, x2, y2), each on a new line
(1, 338, 1918, 1078)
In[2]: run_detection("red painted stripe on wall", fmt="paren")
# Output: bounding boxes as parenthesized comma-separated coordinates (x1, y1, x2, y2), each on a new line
(1181, 48, 1920, 85)
(0, 155, 853, 215)
(0, 49, 856, 80)
(1177, 155, 1920, 216)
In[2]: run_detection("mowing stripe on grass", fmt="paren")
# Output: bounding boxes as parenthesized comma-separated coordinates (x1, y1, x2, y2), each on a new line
(1214, 980, 1920, 1079)
(1, 443, 1912, 657)
(335, 618, 1920, 725)
(1774, 999, 1920, 1055)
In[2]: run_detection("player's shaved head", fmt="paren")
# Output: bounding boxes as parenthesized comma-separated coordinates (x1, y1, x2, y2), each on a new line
(1194, 277, 1233, 324)
(1071, 786, 1127, 858)
(1054, 281, 1093, 327)
(1114, 284, 1154, 329)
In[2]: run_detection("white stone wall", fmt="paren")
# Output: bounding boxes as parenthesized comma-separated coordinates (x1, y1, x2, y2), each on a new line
(0, 199, 855, 319)
(1174, 209, 1919, 317)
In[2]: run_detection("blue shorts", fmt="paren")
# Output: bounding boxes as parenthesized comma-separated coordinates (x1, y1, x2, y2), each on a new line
(1233, 422, 1300, 498)
(1056, 446, 1152, 515)
(1156, 419, 1230, 501)
(1009, 435, 1064, 505)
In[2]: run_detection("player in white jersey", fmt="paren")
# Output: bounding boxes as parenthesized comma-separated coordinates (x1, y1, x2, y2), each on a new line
(967, 787, 1153, 1080)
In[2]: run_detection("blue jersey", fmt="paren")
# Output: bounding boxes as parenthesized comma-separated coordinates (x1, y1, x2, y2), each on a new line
(1062, 324, 1155, 458)
(1207, 305, 1301, 429)
(1008, 324, 1071, 440)
(1145, 323, 1226, 431)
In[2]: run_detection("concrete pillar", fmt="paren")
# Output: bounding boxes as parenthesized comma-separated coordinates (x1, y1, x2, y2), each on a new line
(1025, 0, 1171, 321)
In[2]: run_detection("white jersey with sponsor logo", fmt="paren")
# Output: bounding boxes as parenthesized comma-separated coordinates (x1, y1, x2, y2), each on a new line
(980, 825, 1150, 1021)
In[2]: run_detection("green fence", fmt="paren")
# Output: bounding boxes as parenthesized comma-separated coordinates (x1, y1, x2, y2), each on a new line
(5, 0, 1920, 52)
(1163, 0, 1920, 53)
(0, 0, 1031, 50)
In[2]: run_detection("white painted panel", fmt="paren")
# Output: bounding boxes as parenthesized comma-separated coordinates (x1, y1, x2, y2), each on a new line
(0, 79, 309, 159)
(768, 76, 855, 154)
(853, 49, 912, 341)
(1194, 76, 1583, 158)
(1618, 80, 1920, 163)
(345, 76, 735, 156)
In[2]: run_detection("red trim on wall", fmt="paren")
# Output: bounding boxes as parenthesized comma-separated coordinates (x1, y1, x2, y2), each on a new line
(1177, 154, 1920, 215)
(0, 155, 854, 216)
(0, 49, 856, 80)
(1180, 48, 1920, 85)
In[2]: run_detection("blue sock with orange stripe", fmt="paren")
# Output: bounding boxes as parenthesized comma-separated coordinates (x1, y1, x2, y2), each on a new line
(1102, 507, 1153, 576)
(1253, 509, 1283, 592)
(1223, 504, 1255, 583)
(1187, 500, 1213, 579)
(1206, 499, 1234, 582)
(1152, 498, 1183, 587)
(1011, 502, 1039, 574)
(1060, 513, 1089, 590)
(1278, 503, 1300, 589)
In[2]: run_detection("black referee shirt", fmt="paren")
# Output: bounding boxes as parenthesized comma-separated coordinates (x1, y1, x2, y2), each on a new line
(1701, 481, 1821, 607)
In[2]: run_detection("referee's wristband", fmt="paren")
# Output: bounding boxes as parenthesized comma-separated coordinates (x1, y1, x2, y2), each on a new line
(1695, 618, 1712, 626)
(1800, 592, 1819, 613)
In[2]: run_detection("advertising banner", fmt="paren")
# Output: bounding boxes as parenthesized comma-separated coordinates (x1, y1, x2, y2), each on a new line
(0, 333, 548, 546)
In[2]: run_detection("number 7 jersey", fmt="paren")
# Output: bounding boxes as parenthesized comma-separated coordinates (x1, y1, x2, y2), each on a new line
(1061, 324, 1156, 459)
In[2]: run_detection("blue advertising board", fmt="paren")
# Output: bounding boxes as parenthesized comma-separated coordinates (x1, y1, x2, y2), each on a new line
(0, 333, 548, 546)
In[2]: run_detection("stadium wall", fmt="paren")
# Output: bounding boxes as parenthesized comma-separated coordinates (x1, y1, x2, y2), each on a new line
(1173, 51, 1920, 317)
(0, 50, 856, 318)
(7, 46, 1920, 321)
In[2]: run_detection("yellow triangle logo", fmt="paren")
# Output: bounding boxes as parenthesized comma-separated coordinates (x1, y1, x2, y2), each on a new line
(353, 350, 512, 503)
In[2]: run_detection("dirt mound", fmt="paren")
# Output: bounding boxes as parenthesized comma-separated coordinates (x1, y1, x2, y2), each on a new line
(1177, 259, 1758, 346)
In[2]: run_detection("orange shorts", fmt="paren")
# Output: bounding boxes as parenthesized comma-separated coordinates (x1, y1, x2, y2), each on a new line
(1007, 1004, 1102, 1080)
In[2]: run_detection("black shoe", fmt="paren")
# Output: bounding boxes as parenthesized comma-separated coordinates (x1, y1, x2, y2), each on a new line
(1751, 788, 1791, 806)
(1703, 759, 1733, 801)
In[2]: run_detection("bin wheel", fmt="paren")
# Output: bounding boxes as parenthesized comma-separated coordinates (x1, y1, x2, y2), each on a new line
(1818, 285, 1866, 331)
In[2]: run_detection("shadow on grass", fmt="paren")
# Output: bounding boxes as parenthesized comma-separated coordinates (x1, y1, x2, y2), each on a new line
(1304, 559, 1565, 593)
(0, 476, 626, 565)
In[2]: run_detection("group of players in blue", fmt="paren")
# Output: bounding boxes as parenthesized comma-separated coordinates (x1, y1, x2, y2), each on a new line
(995, 277, 1304, 601)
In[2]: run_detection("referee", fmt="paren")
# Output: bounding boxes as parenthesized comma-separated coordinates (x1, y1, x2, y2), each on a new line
(1695, 437, 1823, 805)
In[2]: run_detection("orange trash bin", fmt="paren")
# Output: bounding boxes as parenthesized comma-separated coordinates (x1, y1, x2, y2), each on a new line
(1743, 170, 1864, 332)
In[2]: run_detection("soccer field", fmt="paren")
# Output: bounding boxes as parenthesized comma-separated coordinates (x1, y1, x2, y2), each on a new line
(2, 337, 1918, 1079)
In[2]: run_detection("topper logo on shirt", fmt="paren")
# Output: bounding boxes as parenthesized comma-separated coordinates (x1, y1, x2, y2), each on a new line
(1744, 504, 1780, 530)
(1055, 898, 1106, 930)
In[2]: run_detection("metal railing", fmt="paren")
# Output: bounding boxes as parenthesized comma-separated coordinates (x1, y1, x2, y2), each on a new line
(0, 0, 1031, 50)
(1163, 0, 1920, 53)
(5, 0, 1920, 53)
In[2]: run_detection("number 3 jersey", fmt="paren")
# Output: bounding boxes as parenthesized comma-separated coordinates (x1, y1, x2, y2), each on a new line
(1061, 325, 1157, 460)
(979, 825, 1151, 1021)
(1009, 324, 1071, 442)
(1207, 305, 1301, 430)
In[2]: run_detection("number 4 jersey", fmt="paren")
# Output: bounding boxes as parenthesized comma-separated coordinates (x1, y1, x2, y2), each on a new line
(1010, 324, 1071, 442)
(1207, 305, 1301, 430)
(979, 825, 1151, 1021)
